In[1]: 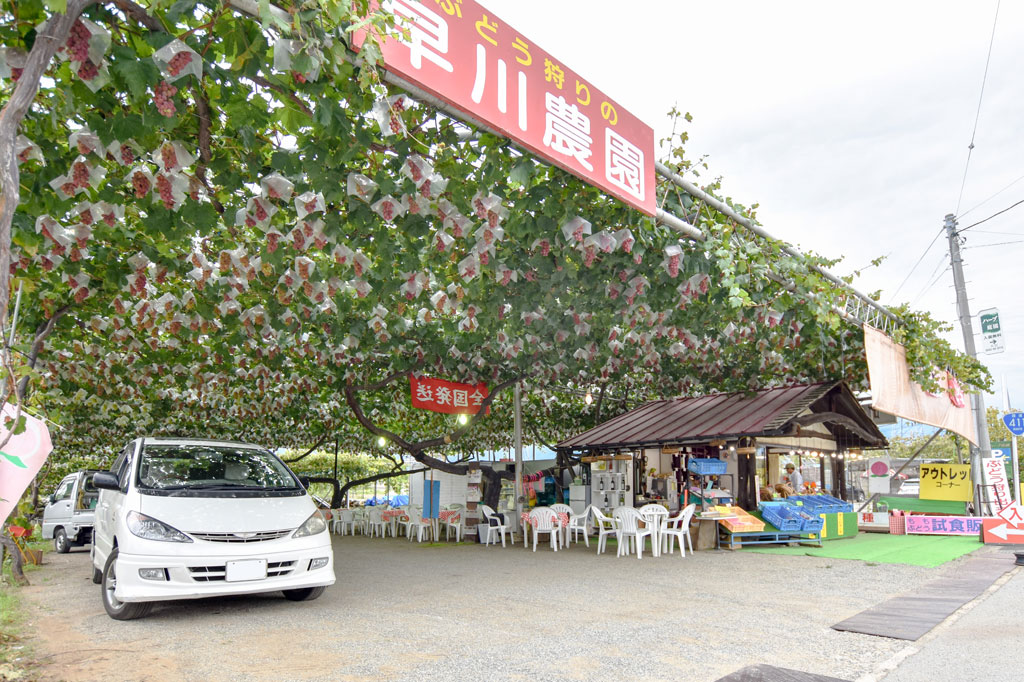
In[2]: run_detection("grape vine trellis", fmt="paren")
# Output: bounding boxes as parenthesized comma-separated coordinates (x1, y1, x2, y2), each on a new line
(0, 1, 989, 488)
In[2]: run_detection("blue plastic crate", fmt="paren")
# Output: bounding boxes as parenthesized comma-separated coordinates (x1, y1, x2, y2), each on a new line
(688, 458, 727, 475)
(761, 505, 803, 532)
(799, 513, 824, 533)
(790, 495, 851, 514)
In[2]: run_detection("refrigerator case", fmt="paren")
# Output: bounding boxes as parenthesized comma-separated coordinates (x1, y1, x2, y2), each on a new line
(569, 484, 589, 515)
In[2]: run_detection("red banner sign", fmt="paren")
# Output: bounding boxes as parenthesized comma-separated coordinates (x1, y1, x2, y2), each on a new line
(410, 375, 489, 415)
(357, 0, 656, 215)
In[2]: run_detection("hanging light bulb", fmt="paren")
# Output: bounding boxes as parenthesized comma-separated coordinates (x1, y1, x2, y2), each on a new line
(458, 414, 469, 425)
(789, 450, 795, 456)
(377, 436, 387, 447)
(584, 390, 593, 405)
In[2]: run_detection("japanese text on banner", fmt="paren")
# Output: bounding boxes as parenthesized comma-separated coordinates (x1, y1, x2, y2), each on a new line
(358, 0, 656, 215)
(410, 375, 489, 415)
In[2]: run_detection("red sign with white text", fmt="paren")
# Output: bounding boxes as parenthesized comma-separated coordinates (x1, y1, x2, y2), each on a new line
(356, 0, 656, 215)
(410, 375, 489, 415)
(982, 502, 1024, 545)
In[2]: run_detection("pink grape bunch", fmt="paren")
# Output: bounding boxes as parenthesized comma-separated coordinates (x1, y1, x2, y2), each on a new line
(71, 161, 91, 189)
(65, 20, 91, 62)
(131, 171, 151, 198)
(167, 51, 193, 77)
(156, 175, 175, 209)
(154, 81, 178, 117)
(119, 144, 134, 166)
(77, 60, 99, 81)
(160, 144, 179, 170)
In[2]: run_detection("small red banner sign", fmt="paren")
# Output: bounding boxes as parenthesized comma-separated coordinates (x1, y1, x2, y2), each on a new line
(410, 375, 489, 415)
(356, 0, 656, 215)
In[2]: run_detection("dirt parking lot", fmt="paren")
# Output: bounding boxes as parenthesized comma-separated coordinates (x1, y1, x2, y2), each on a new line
(17, 534, 955, 681)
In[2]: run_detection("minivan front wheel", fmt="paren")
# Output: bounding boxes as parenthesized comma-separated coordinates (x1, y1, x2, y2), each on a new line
(101, 548, 154, 620)
(54, 528, 70, 554)
(282, 586, 326, 601)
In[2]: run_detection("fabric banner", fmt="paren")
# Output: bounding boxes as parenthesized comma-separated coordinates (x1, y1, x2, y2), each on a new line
(410, 375, 489, 415)
(862, 325, 977, 445)
(1, 405, 55, 526)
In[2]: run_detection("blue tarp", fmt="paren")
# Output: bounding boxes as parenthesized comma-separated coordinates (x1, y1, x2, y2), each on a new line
(364, 494, 409, 506)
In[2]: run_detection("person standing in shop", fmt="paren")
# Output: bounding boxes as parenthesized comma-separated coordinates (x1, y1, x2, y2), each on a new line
(785, 463, 804, 492)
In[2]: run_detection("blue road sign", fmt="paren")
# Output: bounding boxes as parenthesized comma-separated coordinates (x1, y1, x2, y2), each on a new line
(1004, 412, 1024, 436)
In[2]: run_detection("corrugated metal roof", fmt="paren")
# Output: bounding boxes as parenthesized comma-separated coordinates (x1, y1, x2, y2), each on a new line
(557, 383, 835, 450)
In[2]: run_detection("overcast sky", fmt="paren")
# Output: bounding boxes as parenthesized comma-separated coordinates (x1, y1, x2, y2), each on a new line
(484, 0, 1024, 409)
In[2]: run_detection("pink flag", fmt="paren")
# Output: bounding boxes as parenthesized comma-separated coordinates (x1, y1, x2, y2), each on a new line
(1, 405, 54, 526)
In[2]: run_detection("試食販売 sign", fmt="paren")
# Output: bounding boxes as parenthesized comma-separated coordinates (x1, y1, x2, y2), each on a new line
(919, 463, 973, 502)
(355, 0, 656, 215)
(905, 515, 983, 536)
(410, 375, 489, 415)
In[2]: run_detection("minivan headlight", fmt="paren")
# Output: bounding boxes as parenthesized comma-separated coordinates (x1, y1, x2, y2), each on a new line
(293, 511, 327, 538)
(126, 511, 193, 543)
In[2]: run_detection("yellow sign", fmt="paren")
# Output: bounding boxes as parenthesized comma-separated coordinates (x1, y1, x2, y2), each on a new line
(920, 464, 973, 501)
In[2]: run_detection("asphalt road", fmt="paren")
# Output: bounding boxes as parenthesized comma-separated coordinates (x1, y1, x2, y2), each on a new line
(16, 534, 972, 681)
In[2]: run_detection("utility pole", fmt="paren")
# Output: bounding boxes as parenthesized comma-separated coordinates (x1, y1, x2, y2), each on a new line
(945, 213, 992, 515)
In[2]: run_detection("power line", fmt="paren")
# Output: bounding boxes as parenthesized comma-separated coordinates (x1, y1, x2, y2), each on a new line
(964, 239, 1024, 250)
(909, 254, 950, 307)
(887, 228, 943, 303)
(954, 0, 1002, 216)
(959, 197, 1024, 233)
(958, 171, 1024, 219)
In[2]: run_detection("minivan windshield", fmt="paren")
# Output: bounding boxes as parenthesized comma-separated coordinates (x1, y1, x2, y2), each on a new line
(137, 443, 301, 493)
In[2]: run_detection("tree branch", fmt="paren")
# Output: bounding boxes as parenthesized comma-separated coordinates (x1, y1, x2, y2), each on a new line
(242, 73, 313, 117)
(282, 433, 329, 463)
(1, 1, 97, 330)
(16, 303, 72, 400)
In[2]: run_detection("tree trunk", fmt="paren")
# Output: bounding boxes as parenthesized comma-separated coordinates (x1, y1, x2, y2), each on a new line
(0, 2, 96, 327)
(0, 535, 29, 586)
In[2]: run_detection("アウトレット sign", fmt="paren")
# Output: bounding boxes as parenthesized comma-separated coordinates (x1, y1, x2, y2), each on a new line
(357, 0, 656, 215)
(410, 375, 489, 415)
(919, 463, 973, 502)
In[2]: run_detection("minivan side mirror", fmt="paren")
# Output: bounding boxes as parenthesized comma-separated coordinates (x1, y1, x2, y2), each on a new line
(48, 493, 56, 505)
(93, 472, 120, 491)
(298, 475, 310, 488)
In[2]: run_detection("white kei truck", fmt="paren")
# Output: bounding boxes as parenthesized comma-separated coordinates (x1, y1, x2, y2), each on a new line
(41, 470, 101, 553)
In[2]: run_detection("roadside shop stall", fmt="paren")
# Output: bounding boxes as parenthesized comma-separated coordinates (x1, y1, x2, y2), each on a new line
(556, 381, 887, 548)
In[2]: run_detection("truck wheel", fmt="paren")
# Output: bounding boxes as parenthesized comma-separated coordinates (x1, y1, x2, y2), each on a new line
(282, 586, 326, 601)
(101, 548, 154, 620)
(54, 528, 71, 554)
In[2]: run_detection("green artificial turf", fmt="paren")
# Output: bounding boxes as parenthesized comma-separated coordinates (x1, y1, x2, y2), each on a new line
(743, 532, 983, 568)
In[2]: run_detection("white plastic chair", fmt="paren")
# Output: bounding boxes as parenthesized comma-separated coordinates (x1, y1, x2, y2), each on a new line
(661, 504, 697, 558)
(550, 503, 573, 545)
(638, 504, 670, 557)
(591, 507, 617, 555)
(613, 506, 653, 559)
(402, 506, 422, 539)
(444, 512, 463, 541)
(407, 512, 431, 543)
(479, 504, 508, 547)
(367, 508, 388, 538)
(528, 507, 561, 552)
(567, 505, 592, 547)
(333, 509, 356, 536)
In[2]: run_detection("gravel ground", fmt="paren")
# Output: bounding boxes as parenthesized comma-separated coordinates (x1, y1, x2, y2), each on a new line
(17, 534, 972, 682)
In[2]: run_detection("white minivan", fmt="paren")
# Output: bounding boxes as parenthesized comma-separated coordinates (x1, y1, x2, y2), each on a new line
(92, 437, 335, 620)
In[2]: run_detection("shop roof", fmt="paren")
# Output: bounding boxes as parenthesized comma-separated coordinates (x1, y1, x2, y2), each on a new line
(556, 382, 886, 452)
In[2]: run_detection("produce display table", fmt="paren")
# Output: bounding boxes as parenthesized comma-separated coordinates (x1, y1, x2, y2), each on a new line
(718, 511, 823, 550)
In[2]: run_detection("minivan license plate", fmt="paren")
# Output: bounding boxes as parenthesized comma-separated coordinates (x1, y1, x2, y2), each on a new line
(225, 559, 267, 582)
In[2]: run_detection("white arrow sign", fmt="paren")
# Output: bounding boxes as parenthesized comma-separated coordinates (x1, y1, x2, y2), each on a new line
(987, 524, 1024, 541)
